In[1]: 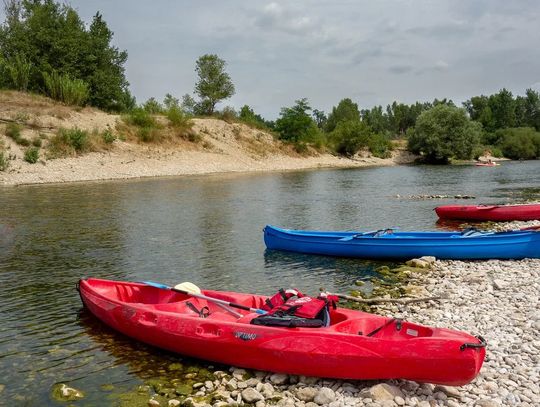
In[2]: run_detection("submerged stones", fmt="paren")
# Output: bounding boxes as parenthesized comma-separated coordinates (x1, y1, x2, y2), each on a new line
(51, 383, 85, 402)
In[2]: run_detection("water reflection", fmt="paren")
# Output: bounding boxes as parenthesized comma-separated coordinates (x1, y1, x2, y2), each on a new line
(0, 160, 538, 403)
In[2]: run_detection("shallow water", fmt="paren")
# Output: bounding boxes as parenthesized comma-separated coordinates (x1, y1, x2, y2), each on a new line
(0, 161, 538, 404)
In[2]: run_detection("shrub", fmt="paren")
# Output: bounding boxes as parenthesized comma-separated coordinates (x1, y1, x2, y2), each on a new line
(368, 133, 393, 158)
(5, 54, 32, 91)
(102, 129, 116, 144)
(124, 108, 156, 128)
(495, 127, 540, 159)
(0, 150, 8, 171)
(137, 127, 159, 142)
(48, 128, 89, 156)
(329, 120, 371, 157)
(219, 106, 237, 123)
(142, 97, 163, 114)
(24, 147, 39, 163)
(43, 70, 89, 106)
(167, 106, 192, 128)
(32, 137, 42, 147)
(5, 123, 22, 141)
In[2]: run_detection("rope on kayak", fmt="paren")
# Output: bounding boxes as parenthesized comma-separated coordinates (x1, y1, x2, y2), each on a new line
(460, 335, 487, 351)
(366, 318, 402, 337)
(186, 301, 210, 318)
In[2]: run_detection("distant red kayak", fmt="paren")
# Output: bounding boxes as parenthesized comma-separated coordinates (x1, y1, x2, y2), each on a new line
(79, 278, 485, 385)
(435, 203, 540, 221)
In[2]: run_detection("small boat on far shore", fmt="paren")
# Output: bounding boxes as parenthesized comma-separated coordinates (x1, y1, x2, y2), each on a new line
(475, 161, 499, 166)
(435, 203, 540, 221)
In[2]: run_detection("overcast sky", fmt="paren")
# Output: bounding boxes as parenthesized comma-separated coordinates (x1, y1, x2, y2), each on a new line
(4, 1, 540, 118)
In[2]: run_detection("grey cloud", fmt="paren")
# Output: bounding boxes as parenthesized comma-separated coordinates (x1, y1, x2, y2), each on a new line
(388, 65, 414, 75)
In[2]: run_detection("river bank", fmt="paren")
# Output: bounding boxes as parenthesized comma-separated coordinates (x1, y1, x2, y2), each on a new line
(52, 230, 540, 406)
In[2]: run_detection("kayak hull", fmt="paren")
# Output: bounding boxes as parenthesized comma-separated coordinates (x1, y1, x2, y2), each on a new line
(263, 225, 540, 260)
(435, 204, 540, 221)
(79, 278, 485, 385)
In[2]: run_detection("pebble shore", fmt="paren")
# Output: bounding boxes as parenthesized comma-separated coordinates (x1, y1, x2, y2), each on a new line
(57, 221, 540, 406)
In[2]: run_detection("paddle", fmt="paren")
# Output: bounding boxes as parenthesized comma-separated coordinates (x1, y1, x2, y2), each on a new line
(517, 224, 540, 231)
(141, 281, 267, 315)
(338, 228, 398, 241)
(174, 282, 242, 317)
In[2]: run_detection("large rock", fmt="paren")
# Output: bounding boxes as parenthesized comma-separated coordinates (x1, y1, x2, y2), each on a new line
(260, 382, 275, 398)
(269, 373, 288, 385)
(368, 383, 404, 401)
(295, 387, 317, 402)
(434, 385, 461, 398)
(475, 399, 501, 407)
(241, 388, 264, 403)
(406, 258, 431, 268)
(314, 387, 335, 405)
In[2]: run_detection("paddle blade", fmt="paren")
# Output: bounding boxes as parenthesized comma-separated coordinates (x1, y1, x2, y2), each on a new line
(338, 236, 355, 242)
(174, 282, 202, 294)
(141, 281, 169, 289)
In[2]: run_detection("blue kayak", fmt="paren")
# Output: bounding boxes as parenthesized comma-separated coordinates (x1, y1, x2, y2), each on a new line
(263, 225, 540, 260)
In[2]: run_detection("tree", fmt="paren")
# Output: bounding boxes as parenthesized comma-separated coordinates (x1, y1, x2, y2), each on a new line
(275, 98, 320, 143)
(0, 1, 131, 111)
(407, 104, 482, 163)
(312, 109, 327, 129)
(194, 54, 235, 115)
(325, 98, 360, 133)
(488, 88, 516, 130)
(329, 120, 372, 157)
(163, 93, 180, 110)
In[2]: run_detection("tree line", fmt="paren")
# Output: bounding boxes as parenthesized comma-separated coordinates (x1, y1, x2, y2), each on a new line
(1, 0, 539, 162)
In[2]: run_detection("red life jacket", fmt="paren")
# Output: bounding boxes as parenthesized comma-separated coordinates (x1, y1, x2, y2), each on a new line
(252, 289, 339, 328)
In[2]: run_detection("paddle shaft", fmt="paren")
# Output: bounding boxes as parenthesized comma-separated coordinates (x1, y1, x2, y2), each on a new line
(170, 287, 266, 314)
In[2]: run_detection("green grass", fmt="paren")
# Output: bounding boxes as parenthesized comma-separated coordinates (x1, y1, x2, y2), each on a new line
(43, 70, 89, 106)
(24, 147, 39, 163)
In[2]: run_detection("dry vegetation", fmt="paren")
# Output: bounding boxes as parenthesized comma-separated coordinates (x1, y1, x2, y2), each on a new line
(0, 91, 414, 185)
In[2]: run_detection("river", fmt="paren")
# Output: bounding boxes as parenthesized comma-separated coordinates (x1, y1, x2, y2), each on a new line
(0, 161, 538, 404)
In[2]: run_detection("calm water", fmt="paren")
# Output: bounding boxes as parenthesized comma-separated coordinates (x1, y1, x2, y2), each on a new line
(0, 161, 538, 404)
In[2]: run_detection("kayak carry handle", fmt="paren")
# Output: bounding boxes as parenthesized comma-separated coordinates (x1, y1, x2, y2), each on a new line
(460, 335, 487, 351)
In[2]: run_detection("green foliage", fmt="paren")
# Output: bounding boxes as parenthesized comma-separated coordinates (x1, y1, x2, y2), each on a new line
(0, 1, 130, 111)
(494, 127, 540, 159)
(167, 106, 193, 133)
(136, 127, 160, 143)
(4, 54, 31, 91)
(142, 97, 163, 114)
(275, 98, 321, 143)
(219, 106, 237, 123)
(125, 108, 156, 128)
(329, 120, 371, 157)
(101, 129, 115, 144)
(163, 93, 179, 110)
(43, 70, 89, 106)
(0, 150, 8, 171)
(407, 105, 482, 163)
(181, 94, 197, 115)
(24, 146, 39, 163)
(239, 105, 271, 130)
(59, 128, 88, 151)
(325, 98, 360, 133)
(368, 133, 393, 158)
(5, 122, 21, 141)
(32, 136, 42, 147)
(48, 128, 88, 157)
(194, 54, 235, 115)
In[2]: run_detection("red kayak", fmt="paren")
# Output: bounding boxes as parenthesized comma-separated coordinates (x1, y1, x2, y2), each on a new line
(436, 203, 540, 221)
(79, 278, 485, 385)
(475, 162, 499, 166)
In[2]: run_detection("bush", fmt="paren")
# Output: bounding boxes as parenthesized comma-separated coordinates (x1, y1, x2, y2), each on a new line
(137, 127, 159, 142)
(124, 108, 157, 128)
(495, 127, 540, 159)
(368, 133, 393, 158)
(329, 120, 371, 157)
(0, 150, 9, 171)
(5, 123, 22, 141)
(167, 106, 192, 129)
(143, 97, 163, 114)
(32, 137, 42, 147)
(43, 70, 89, 106)
(48, 128, 89, 156)
(5, 54, 31, 91)
(102, 129, 116, 144)
(219, 106, 237, 123)
(24, 147, 39, 163)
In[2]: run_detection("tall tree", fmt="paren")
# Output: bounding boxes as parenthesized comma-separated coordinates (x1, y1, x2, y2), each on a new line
(194, 54, 235, 115)
(275, 98, 320, 142)
(325, 98, 360, 133)
(407, 105, 482, 163)
(0, 0, 131, 111)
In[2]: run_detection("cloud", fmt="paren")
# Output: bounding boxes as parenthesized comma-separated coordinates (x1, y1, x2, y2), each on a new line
(389, 65, 414, 75)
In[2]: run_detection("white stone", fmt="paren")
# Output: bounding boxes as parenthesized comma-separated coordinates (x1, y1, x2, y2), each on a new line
(314, 387, 336, 405)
